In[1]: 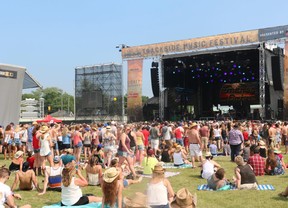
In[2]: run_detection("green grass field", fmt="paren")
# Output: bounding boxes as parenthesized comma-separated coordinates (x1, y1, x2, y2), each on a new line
(1, 152, 288, 208)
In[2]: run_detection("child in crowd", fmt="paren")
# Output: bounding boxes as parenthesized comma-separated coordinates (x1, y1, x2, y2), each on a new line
(209, 141, 218, 156)
(223, 140, 231, 156)
(241, 141, 251, 162)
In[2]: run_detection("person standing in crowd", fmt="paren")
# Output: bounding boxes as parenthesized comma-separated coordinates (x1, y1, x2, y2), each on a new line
(13, 125, 22, 151)
(117, 125, 137, 180)
(174, 123, 184, 146)
(83, 128, 92, 161)
(199, 122, 210, 152)
(248, 145, 265, 176)
(212, 124, 222, 151)
(281, 122, 288, 154)
(91, 126, 100, 150)
(141, 125, 150, 149)
(101, 167, 123, 208)
(187, 123, 202, 168)
(162, 121, 172, 143)
(149, 123, 161, 155)
(268, 123, 276, 148)
(147, 164, 174, 208)
(0, 125, 4, 155)
(39, 125, 54, 169)
(72, 125, 83, 164)
(228, 123, 244, 162)
(38, 156, 63, 195)
(4, 124, 14, 160)
(32, 124, 41, 176)
(0, 167, 31, 208)
(20, 124, 28, 154)
(103, 125, 117, 168)
(135, 124, 145, 166)
(61, 126, 71, 149)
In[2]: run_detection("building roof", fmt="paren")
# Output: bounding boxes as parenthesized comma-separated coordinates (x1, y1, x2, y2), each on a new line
(23, 71, 42, 89)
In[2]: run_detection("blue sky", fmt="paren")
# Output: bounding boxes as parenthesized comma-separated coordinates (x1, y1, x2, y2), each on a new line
(0, 0, 287, 98)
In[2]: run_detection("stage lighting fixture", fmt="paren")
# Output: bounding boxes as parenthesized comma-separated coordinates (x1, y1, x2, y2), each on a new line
(230, 60, 234, 63)
(233, 64, 237, 68)
(216, 62, 220, 65)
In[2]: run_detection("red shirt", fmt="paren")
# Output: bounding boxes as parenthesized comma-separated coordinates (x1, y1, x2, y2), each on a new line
(248, 154, 265, 176)
(32, 134, 40, 149)
(27, 156, 35, 169)
(243, 131, 249, 141)
(141, 129, 150, 147)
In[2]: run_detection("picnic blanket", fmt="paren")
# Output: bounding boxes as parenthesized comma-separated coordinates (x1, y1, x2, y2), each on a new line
(197, 184, 275, 191)
(163, 163, 193, 169)
(142, 171, 180, 178)
(42, 202, 102, 208)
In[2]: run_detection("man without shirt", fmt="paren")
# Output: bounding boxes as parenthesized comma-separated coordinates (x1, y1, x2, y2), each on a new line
(11, 162, 40, 192)
(186, 123, 202, 168)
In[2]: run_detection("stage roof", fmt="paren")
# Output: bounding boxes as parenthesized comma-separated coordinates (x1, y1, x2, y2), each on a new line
(162, 43, 260, 59)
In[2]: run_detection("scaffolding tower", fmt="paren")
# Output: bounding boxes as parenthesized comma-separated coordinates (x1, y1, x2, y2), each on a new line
(75, 63, 123, 122)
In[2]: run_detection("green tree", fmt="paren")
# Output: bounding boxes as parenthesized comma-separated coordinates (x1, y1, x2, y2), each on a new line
(22, 87, 74, 115)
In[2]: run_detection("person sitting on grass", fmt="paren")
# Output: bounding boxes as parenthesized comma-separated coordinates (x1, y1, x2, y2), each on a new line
(201, 151, 221, 179)
(38, 156, 63, 195)
(161, 144, 172, 163)
(0, 166, 31, 208)
(141, 148, 159, 175)
(209, 141, 218, 156)
(101, 167, 123, 208)
(264, 148, 285, 175)
(110, 158, 142, 188)
(9, 150, 24, 172)
(173, 145, 191, 167)
(247, 145, 265, 176)
(207, 168, 228, 190)
(11, 162, 40, 192)
(234, 155, 258, 190)
(61, 162, 102, 206)
(147, 163, 175, 208)
(83, 155, 103, 186)
(241, 140, 251, 162)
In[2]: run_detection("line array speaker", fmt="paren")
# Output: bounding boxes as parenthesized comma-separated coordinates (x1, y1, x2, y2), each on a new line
(271, 56, 283, 91)
(151, 67, 159, 97)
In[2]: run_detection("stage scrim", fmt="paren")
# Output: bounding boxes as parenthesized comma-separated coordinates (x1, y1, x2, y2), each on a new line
(127, 59, 143, 121)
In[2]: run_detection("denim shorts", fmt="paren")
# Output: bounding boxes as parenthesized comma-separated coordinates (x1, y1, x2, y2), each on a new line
(117, 150, 128, 157)
(137, 145, 144, 151)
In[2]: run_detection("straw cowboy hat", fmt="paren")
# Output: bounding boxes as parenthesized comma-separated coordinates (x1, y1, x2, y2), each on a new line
(152, 163, 166, 174)
(190, 123, 197, 128)
(14, 151, 24, 159)
(259, 140, 266, 148)
(205, 152, 212, 157)
(273, 148, 282, 154)
(40, 125, 49, 133)
(171, 188, 197, 208)
(103, 167, 120, 183)
(123, 192, 148, 208)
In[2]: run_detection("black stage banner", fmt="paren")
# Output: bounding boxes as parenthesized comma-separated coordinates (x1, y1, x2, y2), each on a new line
(258, 25, 288, 42)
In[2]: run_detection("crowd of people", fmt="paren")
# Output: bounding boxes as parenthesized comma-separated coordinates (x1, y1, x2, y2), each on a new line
(0, 119, 288, 207)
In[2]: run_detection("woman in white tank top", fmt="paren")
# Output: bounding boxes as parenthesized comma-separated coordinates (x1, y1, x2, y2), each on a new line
(147, 164, 174, 208)
(61, 163, 102, 206)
